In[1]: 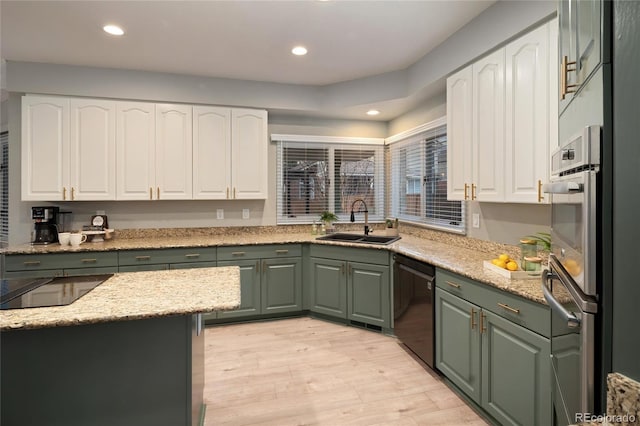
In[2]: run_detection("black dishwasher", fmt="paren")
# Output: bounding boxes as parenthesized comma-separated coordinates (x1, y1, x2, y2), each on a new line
(393, 254, 435, 368)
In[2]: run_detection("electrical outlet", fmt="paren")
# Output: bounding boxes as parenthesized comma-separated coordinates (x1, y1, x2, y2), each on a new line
(472, 213, 480, 228)
(242, 209, 250, 219)
(216, 209, 224, 220)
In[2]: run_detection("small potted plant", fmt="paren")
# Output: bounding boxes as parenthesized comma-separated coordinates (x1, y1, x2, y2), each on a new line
(385, 218, 399, 236)
(319, 211, 338, 234)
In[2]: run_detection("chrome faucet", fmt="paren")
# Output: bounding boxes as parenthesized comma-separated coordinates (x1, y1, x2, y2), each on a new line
(350, 199, 370, 235)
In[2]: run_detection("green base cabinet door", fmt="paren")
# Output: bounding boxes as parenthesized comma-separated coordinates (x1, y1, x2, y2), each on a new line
(309, 257, 347, 319)
(217, 259, 260, 319)
(348, 261, 390, 328)
(481, 310, 551, 426)
(261, 257, 302, 314)
(435, 288, 481, 402)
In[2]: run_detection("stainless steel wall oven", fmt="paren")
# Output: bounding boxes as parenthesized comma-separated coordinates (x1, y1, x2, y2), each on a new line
(542, 125, 601, 426)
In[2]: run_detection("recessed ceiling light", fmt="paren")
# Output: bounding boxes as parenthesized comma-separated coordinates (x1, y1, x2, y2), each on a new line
(367, 110, 380, 116)
(103, 25, 124, 36)
(291, 46, 308, 56)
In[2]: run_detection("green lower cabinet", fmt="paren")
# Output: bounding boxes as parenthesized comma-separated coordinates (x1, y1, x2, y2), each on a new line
(119, 264, 170, 272)
(436, 288, 551, 425)
(261, 257, 303, 314)
(216, 259, 260, 319)
(309, 257, 348, 319)
(348, 261, 390, 328)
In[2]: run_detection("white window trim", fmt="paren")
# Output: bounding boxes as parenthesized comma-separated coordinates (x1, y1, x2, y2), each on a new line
(271, 134, 385, 146)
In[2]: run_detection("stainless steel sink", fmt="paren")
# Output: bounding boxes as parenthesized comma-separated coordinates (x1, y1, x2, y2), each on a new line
(316, 233, 400, 245)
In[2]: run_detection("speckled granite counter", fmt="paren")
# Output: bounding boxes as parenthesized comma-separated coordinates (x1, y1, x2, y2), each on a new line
(2, 227, 547, 305)
(572, 373, 640, 426)
(0, 266, 240, 331)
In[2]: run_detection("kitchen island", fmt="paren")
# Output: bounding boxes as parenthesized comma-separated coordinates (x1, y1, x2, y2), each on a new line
(0, 267, 240, 426)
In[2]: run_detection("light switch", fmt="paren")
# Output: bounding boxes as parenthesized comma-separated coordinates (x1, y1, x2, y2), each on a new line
(472, 213, 480, 228)
(242, 209, 250, 219)
(216, 209, 224, 220)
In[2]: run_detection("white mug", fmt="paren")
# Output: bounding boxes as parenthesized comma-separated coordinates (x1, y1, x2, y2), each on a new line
(58, 232, 71, 246)
(69, 233, 87, 247)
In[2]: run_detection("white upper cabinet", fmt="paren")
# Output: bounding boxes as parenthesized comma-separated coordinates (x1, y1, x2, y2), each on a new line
(505, 22, 552, 203)
(231, 108, 268, 199)
(21, 96, 69, 201)
(446, 18, 557, 204)
(116, 102, 156, 200)
(473, 49, 505, 202)
(192, 106, 231, 200)
(155, 104, 192, 200)
(69, 99, 116, 200)
(446, 66, 473, 201)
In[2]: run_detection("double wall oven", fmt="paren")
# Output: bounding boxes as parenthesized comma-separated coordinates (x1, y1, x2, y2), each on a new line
(542, 125, 601, 426)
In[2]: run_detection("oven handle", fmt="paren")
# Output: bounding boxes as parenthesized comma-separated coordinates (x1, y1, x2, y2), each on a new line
(541, 270, 581, 328)
(542, 181, 583, 194)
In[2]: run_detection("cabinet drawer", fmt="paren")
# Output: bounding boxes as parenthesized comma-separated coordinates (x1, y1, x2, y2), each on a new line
(117, 247, 216, 266)
(5, 252, 118, 272)
(217, 244, 301, 261)
(436, 268, 549, 337)
(309, 245, 389, 266)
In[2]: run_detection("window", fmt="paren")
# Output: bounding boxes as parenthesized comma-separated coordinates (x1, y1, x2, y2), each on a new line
(274, 135, 384, 224)
(389, 120, 465, 233)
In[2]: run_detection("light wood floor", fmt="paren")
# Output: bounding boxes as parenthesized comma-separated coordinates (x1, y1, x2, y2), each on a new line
(203, 317, 490, 426)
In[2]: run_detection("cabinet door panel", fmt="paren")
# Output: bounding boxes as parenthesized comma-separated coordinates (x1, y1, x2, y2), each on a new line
(217, 259, 260, 318)
(576, 0, 601, 85)
(446, 66, 473, 201)
(435, 289, 481, 402)
(116, 102, 156, 200)
(505, 23, 550, 203)
(261, 258, 302, 314)
(348, 262, 390, 327)
(482, 311, 550, 426)
(473, 50, 505, 202)
(309, 257, 347, 319)
(21, 96, 69, 201)
(69, 99, 116, 200)
(155, 104, 192, 199)
(231, 109, 268, 199)
(193, 106, 231, 200)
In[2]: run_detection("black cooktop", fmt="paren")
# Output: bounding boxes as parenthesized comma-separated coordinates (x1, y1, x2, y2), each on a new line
(0, 274, 113, 310)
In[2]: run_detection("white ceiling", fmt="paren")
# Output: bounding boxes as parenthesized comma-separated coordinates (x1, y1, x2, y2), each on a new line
(1, 0, 496, 118)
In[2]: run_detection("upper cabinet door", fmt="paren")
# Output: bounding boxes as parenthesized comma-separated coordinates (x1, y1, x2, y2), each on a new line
(21, 96, 69, 201)
(473, 49, 505, 202)
(231, 108, 268, 199)
(192, 106, 231, 200)
(446, 66, 473, 201)
(69, 99, 116, 200)
(505, 22, 551, 203)
(155, 104, 192, 200)
(116, 102, 156, 200)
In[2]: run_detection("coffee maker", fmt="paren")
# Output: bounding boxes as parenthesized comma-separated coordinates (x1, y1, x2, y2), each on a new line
(31, 206, 59, 244)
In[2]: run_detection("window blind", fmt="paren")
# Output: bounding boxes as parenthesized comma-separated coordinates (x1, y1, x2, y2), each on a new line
(389, 125, 465, 233)
(1, 131, 8, 244)
(276, 140, 384, 224)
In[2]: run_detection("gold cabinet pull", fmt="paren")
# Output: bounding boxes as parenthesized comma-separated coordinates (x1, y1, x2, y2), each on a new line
(63, 187, 67, 200)
(262, 260, 266, 271)
(135, 255, 151, 261)
(226, 188, 229, 199)
(480, 312, 487, 334)
(275, 249, 289, 255)
(71, 187, 75, 200)
(348, 263, 352, 275)
(184, 254, 200, 259)
(231, 251, 245, 257)
(498, 303, 520, 314)
(340, 263, 345, 275)
(256, 260, 260, 273)
(471, 183, 476, 200)
(233, 187, 236, 199)
(560, 55, 579, 100)
(537, 180, 544, 203)
(464, 183, 469, 200)
(446, 280, 461, 289)
(81, 258, 97, 264)
(157, 187, 160, 200)
(23, 260, 41, 266)
(149, 187, 153, 200)
(470, 308, 477, 330)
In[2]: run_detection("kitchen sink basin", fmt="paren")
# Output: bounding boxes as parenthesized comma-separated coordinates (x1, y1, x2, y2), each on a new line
(316, 233, 401, 245)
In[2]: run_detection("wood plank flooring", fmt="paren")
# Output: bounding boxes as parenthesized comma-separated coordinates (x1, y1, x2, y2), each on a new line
(204, 317, 489, 426)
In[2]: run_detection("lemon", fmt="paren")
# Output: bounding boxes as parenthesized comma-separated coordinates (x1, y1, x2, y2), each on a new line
(491, 258, 500, 265)
(495, 260, 507, 269)
(506, 261, 518, 271)
(498, 254, 510, 262)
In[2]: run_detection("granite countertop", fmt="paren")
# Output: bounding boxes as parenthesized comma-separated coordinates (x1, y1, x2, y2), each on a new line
(0, 266, 241, 331)
(2, 230, 548, 305)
